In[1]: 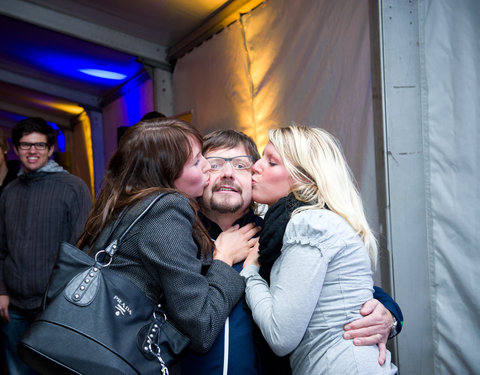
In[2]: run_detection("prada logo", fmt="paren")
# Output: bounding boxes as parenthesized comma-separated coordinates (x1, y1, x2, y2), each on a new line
(113, 295, 132, 316)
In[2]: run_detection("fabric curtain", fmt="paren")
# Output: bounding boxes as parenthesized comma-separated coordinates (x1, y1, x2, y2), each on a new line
(422, 0, 480, 373)
(173, 0, 378, 249)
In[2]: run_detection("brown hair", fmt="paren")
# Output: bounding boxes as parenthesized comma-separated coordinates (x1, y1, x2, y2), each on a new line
(12, 117, 56, 147)
(77, 119, 212, 253)
(0, 129, 9, 152)
(202, 129, 260, 161)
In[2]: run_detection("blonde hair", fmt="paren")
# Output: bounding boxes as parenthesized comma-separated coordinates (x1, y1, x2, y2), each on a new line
(268, 125, 377, 270)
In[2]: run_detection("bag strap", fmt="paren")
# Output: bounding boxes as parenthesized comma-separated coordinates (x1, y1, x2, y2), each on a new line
(101, 193, 167, 259)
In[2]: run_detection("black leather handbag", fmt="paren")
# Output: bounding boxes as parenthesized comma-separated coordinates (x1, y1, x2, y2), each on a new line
(18, 194, 190, 375)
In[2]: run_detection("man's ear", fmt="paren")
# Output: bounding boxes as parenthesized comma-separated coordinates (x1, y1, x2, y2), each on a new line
(13, 146, 19, 156)
(47, 146, 54, 158)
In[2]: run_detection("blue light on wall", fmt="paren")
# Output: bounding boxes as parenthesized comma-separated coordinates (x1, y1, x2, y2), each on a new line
(124, 86, 142, 126)
(112, 73, 151, 127)
(56, 132, 66, 153)
(48, 122, 66, 152)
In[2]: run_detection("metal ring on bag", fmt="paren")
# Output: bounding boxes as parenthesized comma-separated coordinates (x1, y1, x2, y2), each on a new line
(149, 342, 161, 355)
(153, 309, 167, 321)
(94, 250, 113, 267)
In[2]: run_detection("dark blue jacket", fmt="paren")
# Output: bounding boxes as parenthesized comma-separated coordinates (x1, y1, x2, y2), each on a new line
(373, 286, 404, 335)
(180, 209, 264, 375)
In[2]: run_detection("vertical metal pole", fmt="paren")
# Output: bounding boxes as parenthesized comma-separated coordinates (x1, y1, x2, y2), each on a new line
(85, 108, 105, 195)
(153, 68, 173, 117)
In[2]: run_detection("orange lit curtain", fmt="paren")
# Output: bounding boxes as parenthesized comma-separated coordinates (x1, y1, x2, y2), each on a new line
(71, 112, 95, 198)
(173, 23, 255, 139)
(173, 0, 377, 234)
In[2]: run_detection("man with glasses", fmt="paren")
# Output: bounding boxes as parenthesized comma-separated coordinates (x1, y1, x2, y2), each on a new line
(178, 129, 263, 375)
(179, 129, 402, 375)
(0, 117, 92, 375)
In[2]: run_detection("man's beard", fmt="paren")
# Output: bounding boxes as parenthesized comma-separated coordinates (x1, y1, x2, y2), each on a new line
(209, 194, 244, 214)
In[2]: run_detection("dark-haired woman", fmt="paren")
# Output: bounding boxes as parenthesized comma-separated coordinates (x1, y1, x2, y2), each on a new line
(76, 119, 258, 354)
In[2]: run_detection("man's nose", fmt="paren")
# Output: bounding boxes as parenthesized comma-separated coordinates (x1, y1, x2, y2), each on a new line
(222, 161, 235, 177)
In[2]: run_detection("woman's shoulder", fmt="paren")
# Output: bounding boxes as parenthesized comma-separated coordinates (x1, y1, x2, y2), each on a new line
(156, 191, 189, 205)
(135, 191, 194, 220)
(123, 192, 196, 239)
(284, 209, 355, 248)
(156, 190, 191, 207)
(288, 208, 349, 229)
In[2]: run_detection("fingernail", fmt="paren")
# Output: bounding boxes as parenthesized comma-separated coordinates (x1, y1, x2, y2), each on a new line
(344, 325, 351, 330)
(344, 333, 351, 339)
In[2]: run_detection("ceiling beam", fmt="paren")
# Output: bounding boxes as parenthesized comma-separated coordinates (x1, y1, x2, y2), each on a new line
(0, 101, 72, 129)
(0, 69, 101, 109)
(0, 0, 169, 67)
(168, 0, 264, 62)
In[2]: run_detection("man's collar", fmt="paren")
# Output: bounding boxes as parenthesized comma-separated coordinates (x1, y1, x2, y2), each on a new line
(199, 208, 263, 240)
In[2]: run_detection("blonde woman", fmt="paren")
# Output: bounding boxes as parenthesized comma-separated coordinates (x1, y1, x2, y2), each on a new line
(241, 126, 397, 374)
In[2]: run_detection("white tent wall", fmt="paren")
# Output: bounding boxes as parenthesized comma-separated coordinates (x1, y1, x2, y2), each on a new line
(172, 21, 256, 137)
(173, 0, 380, 265)
(173, 0, 480, 373)
(381, 0, 479, 373)
(421, 0, 480, 373)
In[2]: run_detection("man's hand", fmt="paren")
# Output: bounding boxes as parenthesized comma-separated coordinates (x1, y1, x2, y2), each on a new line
(343, 299, 393, 365)
(214, 223, 260, 266)
(0, 294, 10, 323)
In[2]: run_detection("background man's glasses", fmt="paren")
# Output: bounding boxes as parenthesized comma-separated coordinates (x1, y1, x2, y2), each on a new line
(18, 142, 49, 150)
(206, 156, 254, 171)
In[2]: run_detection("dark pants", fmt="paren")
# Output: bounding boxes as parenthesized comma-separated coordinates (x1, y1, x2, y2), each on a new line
(1, 307, 40, 375)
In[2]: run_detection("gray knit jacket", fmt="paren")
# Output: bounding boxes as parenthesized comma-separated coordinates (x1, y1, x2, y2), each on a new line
(88, 192, 245, 353)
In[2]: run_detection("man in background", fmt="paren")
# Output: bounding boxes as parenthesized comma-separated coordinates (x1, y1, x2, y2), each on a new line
(0, 117, 92, 375)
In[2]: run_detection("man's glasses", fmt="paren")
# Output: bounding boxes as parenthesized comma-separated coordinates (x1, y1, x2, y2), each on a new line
(206, 156, 254, 171)
(18, 142, 49, 150)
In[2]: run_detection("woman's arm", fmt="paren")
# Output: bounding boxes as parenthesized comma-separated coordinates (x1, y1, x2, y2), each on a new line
(136, 194, 246, 353)
(241, 242, 327, 356)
